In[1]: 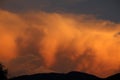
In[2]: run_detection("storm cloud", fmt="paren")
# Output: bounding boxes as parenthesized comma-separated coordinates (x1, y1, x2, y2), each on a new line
(0, 10, 120, 78)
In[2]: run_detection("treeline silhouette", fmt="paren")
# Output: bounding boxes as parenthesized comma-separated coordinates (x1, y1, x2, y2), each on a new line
(0, 64, 8, 80)
(0, 63, 120, 80)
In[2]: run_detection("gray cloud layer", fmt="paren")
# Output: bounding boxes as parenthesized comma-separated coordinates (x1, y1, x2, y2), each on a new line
(1, 0, 120, 22)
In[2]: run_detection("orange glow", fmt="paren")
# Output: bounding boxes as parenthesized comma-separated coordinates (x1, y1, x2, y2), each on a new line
(0, 10, 120, 78)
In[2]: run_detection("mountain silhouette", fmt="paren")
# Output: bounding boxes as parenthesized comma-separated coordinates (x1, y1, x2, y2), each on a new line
(9, 72, 100, 80)
(8, 71, 120, 80)
(0, 64, 119, 80)
(105, 73, 120, 80)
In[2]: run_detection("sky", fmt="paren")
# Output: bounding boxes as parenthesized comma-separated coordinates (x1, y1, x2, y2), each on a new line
(0, 0, 120, 78)
(1, 0, 120, 22)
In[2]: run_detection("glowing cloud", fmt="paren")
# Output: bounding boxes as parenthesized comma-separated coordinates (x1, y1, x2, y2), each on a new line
(0, 10, 120, 78)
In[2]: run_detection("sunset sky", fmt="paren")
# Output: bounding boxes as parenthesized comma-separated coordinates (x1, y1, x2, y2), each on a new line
(0, 0, 120, 78)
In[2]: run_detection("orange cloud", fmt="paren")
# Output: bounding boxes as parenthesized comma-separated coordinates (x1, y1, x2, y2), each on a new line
(0, 10, 120, 78)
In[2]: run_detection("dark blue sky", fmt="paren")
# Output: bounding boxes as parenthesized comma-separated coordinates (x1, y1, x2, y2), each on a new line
(1, 0, 120, 22)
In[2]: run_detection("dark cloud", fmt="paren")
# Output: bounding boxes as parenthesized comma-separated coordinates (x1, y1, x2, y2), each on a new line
(0, 0, 6, 6)
(51, 47, 95, 73)
(51, 48, 77, 72)
(1, 0, 120, 22)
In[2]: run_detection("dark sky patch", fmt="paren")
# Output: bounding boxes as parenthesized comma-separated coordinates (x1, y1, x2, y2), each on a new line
(1, 0, 120, 22)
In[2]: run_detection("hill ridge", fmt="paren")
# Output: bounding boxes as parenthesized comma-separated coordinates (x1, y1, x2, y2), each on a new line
(9, 71, 120, 80)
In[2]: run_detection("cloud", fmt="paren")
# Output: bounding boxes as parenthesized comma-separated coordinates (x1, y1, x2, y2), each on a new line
(0, 10, 120, 78)
(0, 0, 7, 6)
(1, 0, 120, 22)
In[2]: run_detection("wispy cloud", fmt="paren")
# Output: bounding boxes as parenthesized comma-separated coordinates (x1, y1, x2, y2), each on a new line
(0, 10, 120, 78)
